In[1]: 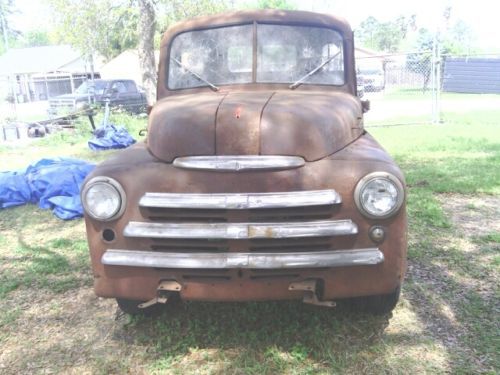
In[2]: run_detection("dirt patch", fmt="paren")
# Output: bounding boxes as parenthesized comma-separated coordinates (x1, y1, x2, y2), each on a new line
(0, 287, 146, 374)
(403, 193, 499, 372)
(438, 194, 500, 238)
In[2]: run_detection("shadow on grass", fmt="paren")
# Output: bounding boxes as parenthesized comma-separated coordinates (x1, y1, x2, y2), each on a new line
(0, 237, 90, 298)
(117, 301, 394, 373)
(404, 254, 498, 374)
(399, 146, 499, 373)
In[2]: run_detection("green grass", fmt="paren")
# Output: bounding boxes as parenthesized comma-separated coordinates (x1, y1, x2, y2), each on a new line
(371, 114, 500, 374)
(0, 110, 147, 170)
(366, 89, 500, 126)
(0, 102, 499, 373)
(0, 206, 92, 299)
(371, 121, 500, 194)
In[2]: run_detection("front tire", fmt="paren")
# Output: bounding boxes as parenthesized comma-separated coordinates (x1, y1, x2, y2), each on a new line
(343, 286, 401, 315)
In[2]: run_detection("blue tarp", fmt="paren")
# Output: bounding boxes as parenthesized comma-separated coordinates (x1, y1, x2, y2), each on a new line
(0, 171, 31, 208)
(0, 158, 95, 220)
(88, 125, 135, 151)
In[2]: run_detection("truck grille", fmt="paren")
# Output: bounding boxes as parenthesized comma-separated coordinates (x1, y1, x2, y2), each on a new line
(102, 191, 386, 271)
(139, 190, 340, 222)
(125, 190, 357, 254)
(142, 205, 337, 222)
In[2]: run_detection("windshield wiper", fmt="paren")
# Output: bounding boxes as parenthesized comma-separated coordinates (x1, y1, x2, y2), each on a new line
(171, 57, 219, 92)
(289, 51, 341, 90)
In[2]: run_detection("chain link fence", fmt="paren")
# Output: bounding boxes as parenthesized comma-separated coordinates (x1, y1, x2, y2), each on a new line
(0, 73, 150, 142)
(1, 51, 500, 138)
(0, 73, 97, 127)
(359, 52, 500, 127)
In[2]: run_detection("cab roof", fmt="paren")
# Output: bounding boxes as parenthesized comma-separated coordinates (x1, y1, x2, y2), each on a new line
(160, 9, 353, 48)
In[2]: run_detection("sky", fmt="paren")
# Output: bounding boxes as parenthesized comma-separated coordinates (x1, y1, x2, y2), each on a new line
(9, 0, 499, 52)
(297, 0, 497, 51)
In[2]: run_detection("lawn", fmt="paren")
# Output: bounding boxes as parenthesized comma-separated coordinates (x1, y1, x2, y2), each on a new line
(0, 108, 499, 374)
(364, 89, 500, 126)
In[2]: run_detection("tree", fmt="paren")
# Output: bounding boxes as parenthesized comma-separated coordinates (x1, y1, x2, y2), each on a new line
(254, 0, 296, 9)
(157, 0, 229, 37)
(18, 31, 52, 47)
(0, 0, 18, 53)
(138, 0, 156, 105)
(48, 0, 232, 103)
(356, 16, 379, 49)
(48, 0, 138, 62)
(407, 17, 475, 92)
(356, 15, 415, 53)
(406, 28, 433, 91)
(446, 20, 476, 54)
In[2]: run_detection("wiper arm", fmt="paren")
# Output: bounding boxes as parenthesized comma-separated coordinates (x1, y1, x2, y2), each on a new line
(171, 57, 220, 92)
(289, 51, 341, 90)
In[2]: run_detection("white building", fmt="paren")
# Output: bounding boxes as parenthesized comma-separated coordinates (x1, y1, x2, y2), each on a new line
(0, 45, 103, 103)
(100, 49, 160, 88)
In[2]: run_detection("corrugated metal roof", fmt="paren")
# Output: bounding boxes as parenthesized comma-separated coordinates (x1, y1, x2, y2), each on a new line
(443, 57, 500, 94)
(0, 45, 83, 76)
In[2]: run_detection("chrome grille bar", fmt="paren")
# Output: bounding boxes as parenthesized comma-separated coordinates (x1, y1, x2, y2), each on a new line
(173, 155, 305, 171)
(124, 220, 357, 239)
(139, 190, 341, 209)
(102, 248, 383, 269)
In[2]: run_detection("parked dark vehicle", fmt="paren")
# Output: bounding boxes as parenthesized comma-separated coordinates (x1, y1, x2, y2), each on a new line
(48, 79, 147, 115)
(81, 10, 407, 316)
(357, 74, 365, 98)
(357, 59, 385, 92)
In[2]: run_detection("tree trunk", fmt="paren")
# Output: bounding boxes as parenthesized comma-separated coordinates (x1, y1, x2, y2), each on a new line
(138, 0, 157, 105)
(0, 2, 10, 51)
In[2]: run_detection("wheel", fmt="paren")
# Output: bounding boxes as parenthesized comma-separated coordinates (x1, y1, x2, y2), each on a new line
(343, 285, 401, 315)
(116, 293, 179, 316)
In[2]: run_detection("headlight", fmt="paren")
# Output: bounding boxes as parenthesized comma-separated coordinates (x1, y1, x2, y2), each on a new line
(354, 172, 404, 219)
(81, 177, 126, 221)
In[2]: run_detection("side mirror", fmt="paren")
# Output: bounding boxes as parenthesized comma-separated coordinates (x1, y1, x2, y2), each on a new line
(361, 99, 370, 113)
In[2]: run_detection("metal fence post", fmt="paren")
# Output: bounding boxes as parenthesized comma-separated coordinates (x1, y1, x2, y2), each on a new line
(431, 32, 442, 124)
(436, 47, 442, 124)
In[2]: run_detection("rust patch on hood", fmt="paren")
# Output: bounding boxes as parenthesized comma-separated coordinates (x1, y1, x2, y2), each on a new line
(147, 93, 227, 162)
(216, 91, 274, 155)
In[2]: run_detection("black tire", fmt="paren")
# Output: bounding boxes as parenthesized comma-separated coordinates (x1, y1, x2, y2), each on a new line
(343, 286, 401, 315)
(116, 293, 179, 316)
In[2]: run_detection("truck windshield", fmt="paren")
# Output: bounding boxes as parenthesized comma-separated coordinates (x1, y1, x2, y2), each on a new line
(168, 23, 344, 89)
(75, 80, 108, 95)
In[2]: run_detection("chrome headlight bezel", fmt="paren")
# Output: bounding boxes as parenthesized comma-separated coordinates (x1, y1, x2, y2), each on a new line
(81, 176, 126, 221)
(354, 172, 405, 219)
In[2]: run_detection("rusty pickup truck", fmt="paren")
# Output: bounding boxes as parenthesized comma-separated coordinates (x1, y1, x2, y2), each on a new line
(81, 10, 407, 315)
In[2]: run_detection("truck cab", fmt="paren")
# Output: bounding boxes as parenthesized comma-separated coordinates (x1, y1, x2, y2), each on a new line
(82, 10, 407, 315)
(49, 79, 147, 115)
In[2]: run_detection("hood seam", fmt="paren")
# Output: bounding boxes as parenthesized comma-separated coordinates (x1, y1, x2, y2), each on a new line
(258, 91, 276, 155)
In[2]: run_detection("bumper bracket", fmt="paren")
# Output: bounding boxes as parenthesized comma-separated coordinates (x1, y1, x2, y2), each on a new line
(289, 279, 336, 308)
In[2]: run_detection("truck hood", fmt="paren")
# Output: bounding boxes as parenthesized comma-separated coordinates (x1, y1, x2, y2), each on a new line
(147, 91, 364, 162)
